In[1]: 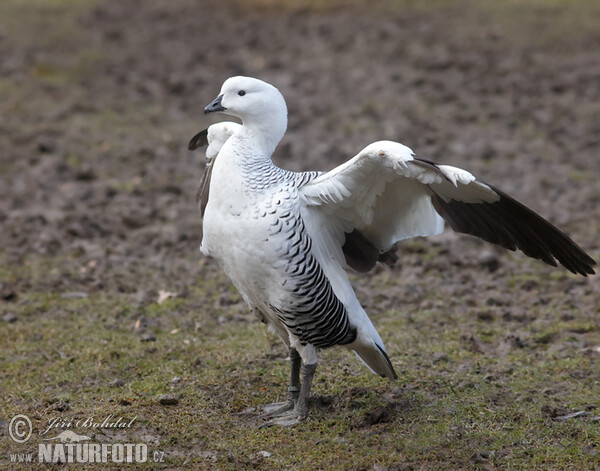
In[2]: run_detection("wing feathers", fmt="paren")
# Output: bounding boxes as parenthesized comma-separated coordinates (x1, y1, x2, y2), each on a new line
(300, 141, 595, 276)
(196, 159, 216, 217)
(188, 128, 208, 151)
(431, 184, 595, 275)
(188, 127, 213, 215)
(342, 229, 400, 273)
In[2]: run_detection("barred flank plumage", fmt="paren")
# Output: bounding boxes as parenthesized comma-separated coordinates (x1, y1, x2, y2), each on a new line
(237, 158, 357, 349)
(270, 215, 357, 348)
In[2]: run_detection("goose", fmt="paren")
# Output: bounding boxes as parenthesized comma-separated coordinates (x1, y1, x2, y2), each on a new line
(189, 76, 595, 427)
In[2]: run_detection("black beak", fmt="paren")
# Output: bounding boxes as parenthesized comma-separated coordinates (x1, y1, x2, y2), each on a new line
(204, 94, 226, 114)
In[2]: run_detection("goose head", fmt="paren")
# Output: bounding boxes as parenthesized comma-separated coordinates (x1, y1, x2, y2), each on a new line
(204, 76, 288, 155)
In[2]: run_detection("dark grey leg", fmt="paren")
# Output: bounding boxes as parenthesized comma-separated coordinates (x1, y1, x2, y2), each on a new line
(287, 348, 301, 402)
(260, 361, 317, 428)
(295, 363, 316, 419)
(259, 348, 301, 418)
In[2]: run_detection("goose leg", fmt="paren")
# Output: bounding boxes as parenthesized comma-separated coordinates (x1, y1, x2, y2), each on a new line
(295, 362, 316, 418)
(259, 348, 301, 418)
(260, 362, 317, 428)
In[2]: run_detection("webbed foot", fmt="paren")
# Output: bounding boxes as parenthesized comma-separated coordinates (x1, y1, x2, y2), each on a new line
(258, 399, 295, 419)
(259, 411, 306, 428)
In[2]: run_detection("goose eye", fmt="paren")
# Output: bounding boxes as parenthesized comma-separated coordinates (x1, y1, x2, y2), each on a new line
(238, 90, 246, 96)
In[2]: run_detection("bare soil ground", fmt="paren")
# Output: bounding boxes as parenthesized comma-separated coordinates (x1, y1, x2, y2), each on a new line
(1, 0, 599, 469)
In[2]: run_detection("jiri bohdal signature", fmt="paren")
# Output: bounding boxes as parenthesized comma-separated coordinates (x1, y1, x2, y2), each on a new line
(40, 414, 137, 436)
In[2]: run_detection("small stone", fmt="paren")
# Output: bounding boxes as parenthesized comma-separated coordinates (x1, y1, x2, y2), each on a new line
(37, 138, 56, 153)
(444, 407, 457, 415)
(140, 333, 156, 342)
(507, 334, 526, 349)
(157, 290, 177, 304)
(0, 286, 17, 301)
(584, 444, 599, 457)
(258, 451, 271, 458)
(158, 394, 179, 406)
(131, 290, 151, 307)
(470, 452, 494, 471)
(432, 352, 448, 363)
(54, 401, 70, 412)
(478, 250, 501, 272)
(199, 451, 217, 461)
(477, 310, 495, 321)
(561, 312, 575, 321)
(464, 335, 488, 354)
(3, 313, 17, 323)
(74, 168, 97, 181)
(485, 297, 503, 307)
(109, 378, 125, 387)
(521, 279, 538, 291)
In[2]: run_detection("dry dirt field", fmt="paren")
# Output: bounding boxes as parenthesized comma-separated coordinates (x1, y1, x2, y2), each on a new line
(1, 0, 599, 469)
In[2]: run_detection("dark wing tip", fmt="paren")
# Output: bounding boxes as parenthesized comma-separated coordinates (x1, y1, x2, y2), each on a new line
(375, 344, 398, 380)
(188, 128, 209, 151)
(431, 184, 596, 277)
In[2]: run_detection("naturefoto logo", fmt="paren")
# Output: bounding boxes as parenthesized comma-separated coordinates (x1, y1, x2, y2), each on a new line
(6, 414, 160, 465)
(38, 442, 147, 464)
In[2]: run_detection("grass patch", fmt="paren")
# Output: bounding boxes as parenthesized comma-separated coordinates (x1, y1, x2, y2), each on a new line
(1, 253, 598, 468)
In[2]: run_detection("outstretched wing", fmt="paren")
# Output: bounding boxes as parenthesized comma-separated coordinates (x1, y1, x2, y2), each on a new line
(299, 140, 595, 276)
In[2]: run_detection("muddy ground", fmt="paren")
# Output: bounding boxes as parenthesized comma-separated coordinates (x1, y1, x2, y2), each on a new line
(1, 0, 599, 469)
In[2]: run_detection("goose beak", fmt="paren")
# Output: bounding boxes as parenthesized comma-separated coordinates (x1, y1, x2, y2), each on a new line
(204, 94, 226, 114)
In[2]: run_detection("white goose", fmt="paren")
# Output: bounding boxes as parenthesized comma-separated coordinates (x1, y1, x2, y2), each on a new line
(190, 76, 595, 427)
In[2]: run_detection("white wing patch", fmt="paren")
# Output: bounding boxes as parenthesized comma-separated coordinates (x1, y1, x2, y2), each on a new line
(299, 140, 502, 256)
(433, 165, 499, 204)
(437, 165, 475, 186)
